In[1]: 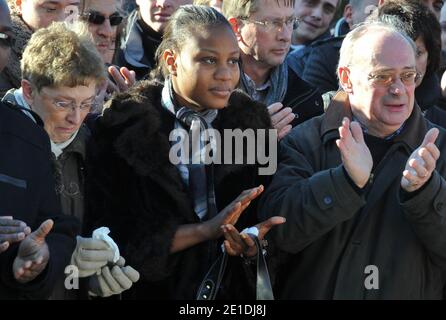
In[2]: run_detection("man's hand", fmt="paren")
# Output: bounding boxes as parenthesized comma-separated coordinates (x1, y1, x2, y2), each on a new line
(13, 219, 53, 283)
(268, 102, 295, 140)
(401, 128, 440, 192)
(336, 117, 373, 188)
(0, 216, 31, 253)
(71, 236, 116, 278)
(107, 66, 136, 94)
(221, 216, 286, 257)
(88, 256, 140, 297)
(204, 185, 264, 240)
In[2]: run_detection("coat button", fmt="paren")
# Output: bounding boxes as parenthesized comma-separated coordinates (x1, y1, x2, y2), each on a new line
(315, 100, 320, 106)
(323, 196, 332, 205)
(436, 202, 444, 211)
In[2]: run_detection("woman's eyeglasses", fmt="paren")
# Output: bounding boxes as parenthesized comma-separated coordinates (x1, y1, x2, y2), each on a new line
(81, 11, 123, 26)
(0, 32, 15, 48)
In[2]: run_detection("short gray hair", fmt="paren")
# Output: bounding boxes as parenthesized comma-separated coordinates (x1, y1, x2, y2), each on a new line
(338, 21, 416, 75)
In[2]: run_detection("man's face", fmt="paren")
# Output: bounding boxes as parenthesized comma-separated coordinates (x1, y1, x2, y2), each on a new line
(18, 0, 80, 31)
(0, 2, 12, 73)
(345, 31, 416, 138)
(294, 0, 338, 44)
(84, 0, 121, 64)
(421, 0, 444, 20)
(350, 0, 378, 26)
(237, 0, 295, 68)
(135, 0, 192, 34)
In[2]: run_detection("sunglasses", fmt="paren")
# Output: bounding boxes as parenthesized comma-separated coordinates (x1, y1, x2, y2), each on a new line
(0, 32, 14, 48)
(82, 11, 123, 26)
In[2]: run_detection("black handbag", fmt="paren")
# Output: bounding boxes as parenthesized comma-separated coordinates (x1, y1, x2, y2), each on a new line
(196, 235, 274, 300)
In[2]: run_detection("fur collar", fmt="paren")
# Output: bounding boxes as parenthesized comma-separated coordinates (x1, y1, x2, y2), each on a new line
(99, 80, 272, 177)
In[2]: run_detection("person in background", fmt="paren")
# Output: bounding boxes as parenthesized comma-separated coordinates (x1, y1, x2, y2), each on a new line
(222, 0, 323, 140)
(114, 0, 193, 80)
(0, 0, 81, 97)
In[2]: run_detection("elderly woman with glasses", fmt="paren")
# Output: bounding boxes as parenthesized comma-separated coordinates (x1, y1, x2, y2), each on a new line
(1, 21, 140, 299)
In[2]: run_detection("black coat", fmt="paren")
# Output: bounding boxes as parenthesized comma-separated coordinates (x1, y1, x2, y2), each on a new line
(259, 92, 446, 299)
(0, 102, 79, 299)
(283, 66, 324, 127)
(85, 81, 273, 299)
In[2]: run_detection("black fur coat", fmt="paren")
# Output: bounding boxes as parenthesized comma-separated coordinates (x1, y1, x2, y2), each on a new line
(85, 81, 272, 299)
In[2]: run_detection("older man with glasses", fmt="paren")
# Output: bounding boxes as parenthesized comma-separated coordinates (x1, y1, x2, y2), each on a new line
(259, 21, 446, 299)
(223, 0, 323, 140)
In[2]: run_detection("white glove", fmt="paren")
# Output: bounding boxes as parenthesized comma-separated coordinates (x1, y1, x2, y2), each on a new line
(88, 256, 140, 297)
(70, 236, 115, 278)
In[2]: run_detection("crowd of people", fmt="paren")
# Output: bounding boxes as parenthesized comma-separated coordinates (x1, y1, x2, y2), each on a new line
(1, 0, 446, 300)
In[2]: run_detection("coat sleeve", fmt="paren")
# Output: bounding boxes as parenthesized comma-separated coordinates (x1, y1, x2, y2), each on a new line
(258, 128, 366, 254)
(0, 146, 79, 299)
(400, 170, 446, 269)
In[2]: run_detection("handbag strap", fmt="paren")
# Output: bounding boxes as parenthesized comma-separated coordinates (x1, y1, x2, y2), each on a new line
(196, 235, 274, 300)
(196, 251, 228, 300)
(253, 235, 274, 300)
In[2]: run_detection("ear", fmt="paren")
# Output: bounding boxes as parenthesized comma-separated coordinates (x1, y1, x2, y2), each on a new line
(15, 0, 22, 13)
(21, 79, 35, 107)
(343, 4, 353, 29)
(163, 49, 177, 76)
(378, 0, 385, 6)
(228, 17, 242, 41)
(338, 67, 353, 94)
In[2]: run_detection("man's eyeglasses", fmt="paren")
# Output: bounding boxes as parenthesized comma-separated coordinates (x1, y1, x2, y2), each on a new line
(367, 70, 421, 87)
(240, 16, 300, 32)
(0, 32, 15, 48)
(81, 11, 123, 26)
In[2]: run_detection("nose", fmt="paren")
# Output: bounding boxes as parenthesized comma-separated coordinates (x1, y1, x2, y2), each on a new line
(66, 107, 83, 125)
(389, 78, 405, 95)
(155, 0, 172, 8)
(98, 19, 114, 38)
(214, 64, 232, 81)
(277, 23, 293, 42)
(310, 6, 323, 20)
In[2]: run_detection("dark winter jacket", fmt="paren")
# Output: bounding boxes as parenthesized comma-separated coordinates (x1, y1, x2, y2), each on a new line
(0, 101, 79, 299)
(283, 67, 324, 127)
(85, 81, 273, 299)
(259, 91, 446, 299)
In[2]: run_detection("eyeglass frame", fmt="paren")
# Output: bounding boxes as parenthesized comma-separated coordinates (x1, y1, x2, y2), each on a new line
(239, 16, 300, 32)
(80, 10, 124, 26)
(366, 70, 421, 87)
(39, 88, 98, 112)
(0, 32, 15, 48)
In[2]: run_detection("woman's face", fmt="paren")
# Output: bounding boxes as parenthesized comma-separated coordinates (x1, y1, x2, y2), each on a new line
(168, 26, 240, 112)
(24, 81, 97, 143)
(83, 0, 121, 64)
(415, 37, 429, 86)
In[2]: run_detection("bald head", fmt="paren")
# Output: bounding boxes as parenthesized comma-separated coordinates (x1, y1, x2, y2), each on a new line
(339, 23, 416, 71)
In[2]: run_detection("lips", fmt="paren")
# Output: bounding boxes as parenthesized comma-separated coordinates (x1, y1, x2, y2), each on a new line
(384, 104, 406, 112)
(154, 12, 171, 21)
(209, 87, 232, 98)
(302, 20, 321, 30)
